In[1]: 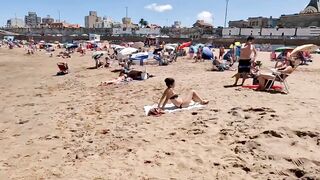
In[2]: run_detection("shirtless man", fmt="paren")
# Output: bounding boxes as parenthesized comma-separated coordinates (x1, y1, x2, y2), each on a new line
(233, 36, 257, 86)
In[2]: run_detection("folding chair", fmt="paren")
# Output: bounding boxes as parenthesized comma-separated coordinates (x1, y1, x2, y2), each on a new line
(265, 72, 290, 94)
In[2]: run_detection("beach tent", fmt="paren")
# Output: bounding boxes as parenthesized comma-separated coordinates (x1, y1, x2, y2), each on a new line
(130, 52, 149, 64)
(202, 47, 214, 60)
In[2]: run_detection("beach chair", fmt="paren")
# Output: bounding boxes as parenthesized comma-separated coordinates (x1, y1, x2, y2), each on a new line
(265, 66, 298, 94)
(57, 62, 69, 76)
(265, 72, 290, 93)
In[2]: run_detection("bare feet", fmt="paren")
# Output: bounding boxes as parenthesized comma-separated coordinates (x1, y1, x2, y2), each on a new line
(201, 100, 209, 105)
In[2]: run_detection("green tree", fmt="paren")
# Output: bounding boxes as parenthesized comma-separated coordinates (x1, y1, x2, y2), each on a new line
(139, 18, 145, 27)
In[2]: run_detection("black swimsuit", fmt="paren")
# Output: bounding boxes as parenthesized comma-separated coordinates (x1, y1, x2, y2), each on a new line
(170, 94, 183, 108)
(170, 94, 179, 100)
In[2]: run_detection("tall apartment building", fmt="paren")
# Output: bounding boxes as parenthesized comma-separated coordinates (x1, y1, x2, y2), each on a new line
(85, 11, 101, 28)
(25, 12, 41, 28)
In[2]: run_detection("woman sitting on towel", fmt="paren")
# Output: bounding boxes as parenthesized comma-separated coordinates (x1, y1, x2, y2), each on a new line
(158, 78, 209, 109)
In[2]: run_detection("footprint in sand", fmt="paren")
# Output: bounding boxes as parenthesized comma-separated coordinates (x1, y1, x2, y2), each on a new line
(16, 119, 29, 125)
(187, 128, 205, 135)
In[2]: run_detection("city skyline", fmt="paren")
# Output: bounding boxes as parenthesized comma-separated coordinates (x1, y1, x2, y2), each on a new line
(0, 0, 310, 27)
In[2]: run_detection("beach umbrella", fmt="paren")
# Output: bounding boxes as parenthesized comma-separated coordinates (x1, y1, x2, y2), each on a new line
(132, 42, 145, 49)
(275, 47, 294, 52)
(202, 47, 213, 60)
(235, 42, 241, 47)
(119, 47, 138, 56)
(178, 42, 192, 50)
(291, 44, 319, 55)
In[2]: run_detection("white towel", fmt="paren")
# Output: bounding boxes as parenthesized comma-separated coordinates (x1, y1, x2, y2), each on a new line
(144, 102, 205, 116)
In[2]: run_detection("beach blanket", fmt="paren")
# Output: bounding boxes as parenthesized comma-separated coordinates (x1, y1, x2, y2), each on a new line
(144, 102, 205, 116)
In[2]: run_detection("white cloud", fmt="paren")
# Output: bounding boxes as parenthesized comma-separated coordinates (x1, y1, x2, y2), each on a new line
(145, 3, 173, 12)
(197, 11, 214, 24)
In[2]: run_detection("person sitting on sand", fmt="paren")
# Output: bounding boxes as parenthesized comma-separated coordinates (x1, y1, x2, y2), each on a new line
(256, 58, 295, 91)
(233, 36, 257, 86)
(158, 78, 209, 109)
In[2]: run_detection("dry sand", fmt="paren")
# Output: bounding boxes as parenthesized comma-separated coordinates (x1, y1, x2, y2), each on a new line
(0, 47, 319, 179)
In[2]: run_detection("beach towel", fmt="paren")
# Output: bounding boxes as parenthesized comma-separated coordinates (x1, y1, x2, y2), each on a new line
(144, 102, 205, 116)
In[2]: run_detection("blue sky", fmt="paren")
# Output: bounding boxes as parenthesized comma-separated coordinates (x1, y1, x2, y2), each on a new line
(0, 0, 310, 27)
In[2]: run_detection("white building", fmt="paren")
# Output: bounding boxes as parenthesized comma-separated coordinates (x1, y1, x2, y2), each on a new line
(7, 18, 25, 28)
(112, 28, 133, 36)
(135, 28, 161, 36)
(222, 27, 320, 37)
(95, 17, 113, 28)
(172, 21, 182, 28)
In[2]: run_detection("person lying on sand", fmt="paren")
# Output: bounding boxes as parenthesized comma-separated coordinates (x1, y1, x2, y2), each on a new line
(158, 78, 209, 109)
(99, 71, 131, 86)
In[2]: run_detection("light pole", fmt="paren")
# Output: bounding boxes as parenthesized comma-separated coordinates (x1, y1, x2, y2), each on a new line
(224, 0, 230, 27)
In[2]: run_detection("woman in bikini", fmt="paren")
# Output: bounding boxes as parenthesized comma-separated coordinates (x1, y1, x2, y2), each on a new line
(158, 78, 209, 109)
(256, 58, 295, 91)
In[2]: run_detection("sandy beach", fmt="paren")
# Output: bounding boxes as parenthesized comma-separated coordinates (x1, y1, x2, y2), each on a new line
(0, 47, 319, 179)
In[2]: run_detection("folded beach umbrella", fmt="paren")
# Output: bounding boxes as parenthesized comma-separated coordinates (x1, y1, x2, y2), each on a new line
(132, 42, 145, 49)
(202, 47, 213, 60)
(275, 47, 294, 52)
(291, 44, 319, 55)
(119, 47, 138, 56)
